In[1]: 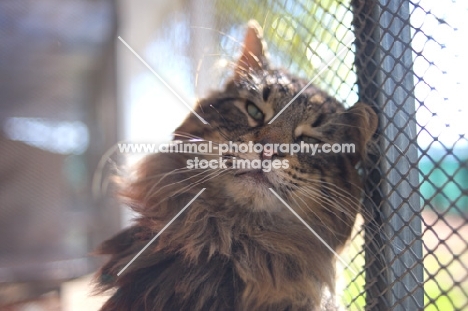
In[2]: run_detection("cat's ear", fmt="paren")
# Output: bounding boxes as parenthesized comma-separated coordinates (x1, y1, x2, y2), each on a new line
(344, 102, 378, 164)
(235, 20, 268, 78)
(348, 102, 378, 143)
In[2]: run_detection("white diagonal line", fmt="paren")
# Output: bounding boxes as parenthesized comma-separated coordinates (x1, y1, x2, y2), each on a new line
(268, 188, 357, 274)
(117, 188, 206, 276)
(118, 36, 209, 125)
(268, 43, 351, 124)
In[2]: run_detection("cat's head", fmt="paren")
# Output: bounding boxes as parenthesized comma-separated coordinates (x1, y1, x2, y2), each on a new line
(173, 20, 377, 218)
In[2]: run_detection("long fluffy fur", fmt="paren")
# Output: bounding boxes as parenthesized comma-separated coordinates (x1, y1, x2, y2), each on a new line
(94, 21, 377, 311)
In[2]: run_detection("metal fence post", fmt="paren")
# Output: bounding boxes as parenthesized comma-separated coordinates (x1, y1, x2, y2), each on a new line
(353, 0, 424, 310)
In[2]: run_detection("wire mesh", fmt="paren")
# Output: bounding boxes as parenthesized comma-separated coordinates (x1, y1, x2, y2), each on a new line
(205, 0, 468, 310)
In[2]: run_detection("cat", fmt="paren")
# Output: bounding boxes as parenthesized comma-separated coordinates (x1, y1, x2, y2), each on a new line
(94, 20, 378, 311)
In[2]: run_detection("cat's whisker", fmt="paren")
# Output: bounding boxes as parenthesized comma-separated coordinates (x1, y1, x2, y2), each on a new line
(299, 178, 366, 210)
(143, 167, 216, 201)
(301, 182, 392, 245)
(215, 126, 233, 142)
(299, 181, 372, 222)
(165, 168, 230, 201)
(148, 169, 224, 207)
(277, 182, 327, 217)
(173, 132, 217, 142)
(294, 186, 354, 225)
(289, 190, 341, 238)
(312, 182, 362, 208)
(172, 135, 224, 147)
(311, 180, 380, 218)
(289, 182, 385, 256)
(186, 169, 230, 190)
(323, 121, 371, 133)
(209, 105, 231, 129)
(136, 167, 206, 184)
(138, 167, 187, 182)
(291, 181, 386, 241)
(173, 133, 252, 153)
(294, 186, 388, 265)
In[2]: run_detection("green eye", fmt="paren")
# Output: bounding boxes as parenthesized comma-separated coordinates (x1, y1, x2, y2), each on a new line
(246, 101, 264, 121)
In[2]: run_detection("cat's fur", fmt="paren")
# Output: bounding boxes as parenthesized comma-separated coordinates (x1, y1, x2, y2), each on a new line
(95, 20, 378, 311)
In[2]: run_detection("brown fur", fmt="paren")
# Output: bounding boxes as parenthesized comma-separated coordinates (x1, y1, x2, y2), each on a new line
(95, 21, 377, 311)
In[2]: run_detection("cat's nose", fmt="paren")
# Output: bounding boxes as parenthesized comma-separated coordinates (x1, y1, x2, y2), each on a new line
(256, 124, 289, 159)
(258, 138, 287, 160)
(260, 144, 273, 160)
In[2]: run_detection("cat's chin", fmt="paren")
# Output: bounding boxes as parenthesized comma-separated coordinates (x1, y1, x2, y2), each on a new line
(234, 169, 272, 185)
(223, 170, 283, 211)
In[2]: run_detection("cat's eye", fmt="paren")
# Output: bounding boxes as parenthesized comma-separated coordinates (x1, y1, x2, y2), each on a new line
(246, 101, 264, 121)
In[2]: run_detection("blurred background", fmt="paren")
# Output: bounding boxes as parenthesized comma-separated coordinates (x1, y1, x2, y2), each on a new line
(0, 0, 467, 310)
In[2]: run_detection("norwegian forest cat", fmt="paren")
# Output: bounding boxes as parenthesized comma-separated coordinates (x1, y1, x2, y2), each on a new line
(95, 20, 378, 311)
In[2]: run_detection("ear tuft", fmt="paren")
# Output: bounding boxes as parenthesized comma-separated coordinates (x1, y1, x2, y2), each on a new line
(235, 20, 268, 77)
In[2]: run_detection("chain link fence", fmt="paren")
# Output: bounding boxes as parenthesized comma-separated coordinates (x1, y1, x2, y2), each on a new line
(200, 0, 467, 310)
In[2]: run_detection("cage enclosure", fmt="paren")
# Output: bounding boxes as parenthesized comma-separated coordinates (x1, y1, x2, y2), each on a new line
(1, 0, 466, 310)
